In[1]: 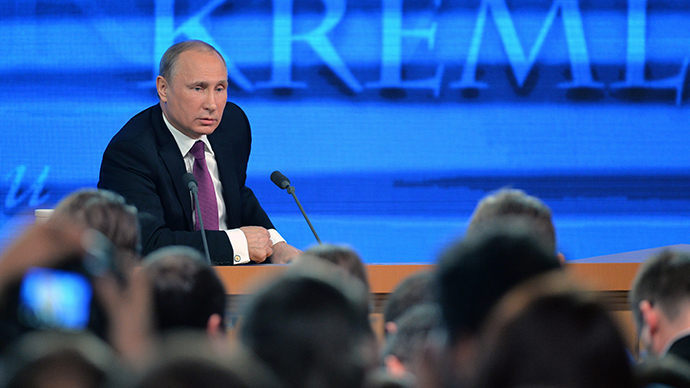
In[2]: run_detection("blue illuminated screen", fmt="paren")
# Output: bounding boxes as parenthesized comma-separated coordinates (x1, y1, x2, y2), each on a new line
(2, 0, 690, 263)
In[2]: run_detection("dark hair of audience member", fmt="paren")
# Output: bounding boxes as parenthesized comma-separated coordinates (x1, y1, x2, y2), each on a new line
(382, 303, 441, 378)
(629, 250, 690, 334)
(303, 243, 371, 295)
(467, 188, 557, 255)
(473, 273, 635, 388)
(122, 331, 285, 388)
(382, 271, 436, 335)
(142, 246, 226, 334)
(436, 219, 562, 344)
(2, 330, 117, 388)
(53, 188, 141, 267)
(135, 358, 251, 388)
(238, 258, 376, 388)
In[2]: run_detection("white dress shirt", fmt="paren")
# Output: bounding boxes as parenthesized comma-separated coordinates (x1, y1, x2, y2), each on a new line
(162, 112, 285, 264)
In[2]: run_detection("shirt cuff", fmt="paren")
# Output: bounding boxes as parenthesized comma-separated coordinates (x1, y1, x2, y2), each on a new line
(268, 229, 286, 245)
(225, 229, 250, 265)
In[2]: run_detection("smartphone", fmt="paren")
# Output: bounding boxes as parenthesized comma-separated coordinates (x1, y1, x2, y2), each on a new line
(17, 267, 93, 330)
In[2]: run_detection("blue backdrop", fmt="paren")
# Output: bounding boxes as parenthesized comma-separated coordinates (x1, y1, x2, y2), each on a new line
(2, 0, 690, 263)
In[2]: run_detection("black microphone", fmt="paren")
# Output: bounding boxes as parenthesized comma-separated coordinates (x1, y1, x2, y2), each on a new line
(270, 170, 291, 190)
(183, 172, 198, 194)
(271, 171, 322, 244)
(183, 173, 212, 264)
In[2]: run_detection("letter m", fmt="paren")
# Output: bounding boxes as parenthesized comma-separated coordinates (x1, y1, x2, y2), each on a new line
(451, 0, 602, 91)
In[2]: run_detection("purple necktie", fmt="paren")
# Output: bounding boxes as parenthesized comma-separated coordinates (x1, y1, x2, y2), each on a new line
(190, 141, 219, 230)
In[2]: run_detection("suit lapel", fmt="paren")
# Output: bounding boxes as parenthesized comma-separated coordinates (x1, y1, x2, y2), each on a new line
(151, 105, 194, 230)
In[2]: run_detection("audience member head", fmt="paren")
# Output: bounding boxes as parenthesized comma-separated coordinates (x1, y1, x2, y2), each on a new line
(434, 220, 561, 385)
(127, 332, 283, 388)
(629, 249, 690, 358)
(142, 246, 227, 336)
(473, 272, 634, 388)
(53, 188, 141, 270)
(135, 357, 251, 388)
(437, 219, 561, 342)
(2, 330, 117, 388)
(303, 243, 370, 295)
(382, 303, 441, 379)
(238, 258, 376, 388)
(382, 271, 436, 336)
(468, 188, 562, 261)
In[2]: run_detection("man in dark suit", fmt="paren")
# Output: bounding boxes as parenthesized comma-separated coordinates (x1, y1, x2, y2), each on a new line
(630, 251, 690, 360)
(98, 40, 300, 265)
(630, 250, 690, 388)
(630, 250, 690, 363)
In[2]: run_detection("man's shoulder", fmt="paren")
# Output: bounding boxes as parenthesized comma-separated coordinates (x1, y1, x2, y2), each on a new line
(636, 354, 690, 388)
(111, 104, 161, 143)
(223, 101, 245, 117)
(218, 101, 249, 131)
(667, 333, 690, 364)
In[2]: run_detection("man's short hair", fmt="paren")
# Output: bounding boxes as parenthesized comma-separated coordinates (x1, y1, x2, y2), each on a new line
(159, 40, 227, 82)
(53, 188, 141, 264)
(143, 246, 227, 333)
(2, 331, 115, 388)
(629, 250, 690, 331)
(303, 243, 370, 294)
(239, 261, 374, 388)
(383, 303, 441, 373)
(436, 220, 561, 343)
(131, 332, 284, 388)
(135, 356, 251, 388)
(468, 188, 557, 254)
(475, 286, 634, 388)
(383, 271, 436, 325)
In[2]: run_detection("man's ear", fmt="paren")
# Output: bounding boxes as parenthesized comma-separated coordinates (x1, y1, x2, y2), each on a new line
(206, 313, 225, 337)
(639, 300, 659, 334)
(156, 76, 168, 102)
(556, 252, 566, 265)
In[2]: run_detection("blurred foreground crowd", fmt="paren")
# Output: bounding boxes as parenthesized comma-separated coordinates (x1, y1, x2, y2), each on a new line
(0, 188, 688, 388)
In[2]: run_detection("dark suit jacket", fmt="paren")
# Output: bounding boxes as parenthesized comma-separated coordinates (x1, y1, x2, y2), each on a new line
(98, 103, 274, 265)
(667, 333, 690, 364)
(635, 335, 690, 388)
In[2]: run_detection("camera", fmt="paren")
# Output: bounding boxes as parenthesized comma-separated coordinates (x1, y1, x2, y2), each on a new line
(15, 229, 121, 331)
(17, 267, 93, 330)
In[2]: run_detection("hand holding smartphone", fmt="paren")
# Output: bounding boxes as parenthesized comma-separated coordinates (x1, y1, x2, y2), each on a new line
(16, 229, 124, 331)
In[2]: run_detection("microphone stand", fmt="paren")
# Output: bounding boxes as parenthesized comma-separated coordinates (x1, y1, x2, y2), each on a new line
(192, 189, 212, 264)
(286, 184, 322, 244)
(184, 173, 212, 264)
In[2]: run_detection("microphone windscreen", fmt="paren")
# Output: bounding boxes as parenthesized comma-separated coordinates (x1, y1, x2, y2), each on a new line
(183, 173, 198, 190)
(270, 171, 290, 190)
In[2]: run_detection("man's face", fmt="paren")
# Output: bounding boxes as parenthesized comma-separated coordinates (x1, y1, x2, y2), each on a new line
(157, 49, 228, 139)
